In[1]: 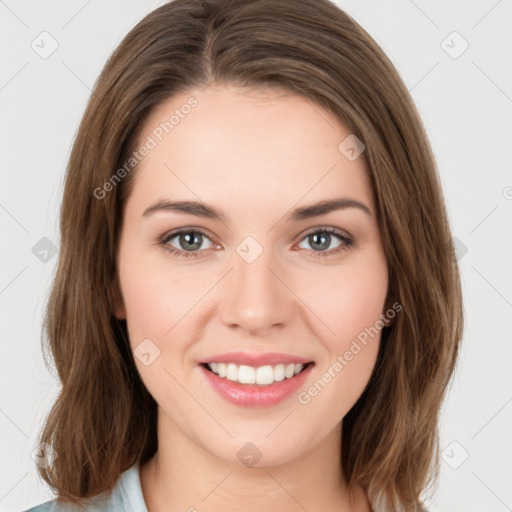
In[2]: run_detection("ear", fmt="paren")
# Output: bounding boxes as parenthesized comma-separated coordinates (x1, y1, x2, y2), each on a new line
(112, 275, 126, 320)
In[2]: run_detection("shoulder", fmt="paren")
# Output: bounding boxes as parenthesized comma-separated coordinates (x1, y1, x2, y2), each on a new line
(21, 501, 84, 512)
(22, 504, 53, 512)
(21, 463, 147, 512)
(21, 495, 112, 512)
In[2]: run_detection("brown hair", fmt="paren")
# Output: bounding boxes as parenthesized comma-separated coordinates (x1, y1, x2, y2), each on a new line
(37, 0, 463, 510)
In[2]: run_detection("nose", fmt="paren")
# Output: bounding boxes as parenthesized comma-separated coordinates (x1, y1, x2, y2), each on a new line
(218, 244, 295, 336)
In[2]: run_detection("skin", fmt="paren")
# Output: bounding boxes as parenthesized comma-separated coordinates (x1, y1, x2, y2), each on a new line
(115, 84, 388, 512)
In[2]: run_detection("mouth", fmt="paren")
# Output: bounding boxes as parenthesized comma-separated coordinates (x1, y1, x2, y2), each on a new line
(200, 361, 315, 387)
(199, 359, 315, 407)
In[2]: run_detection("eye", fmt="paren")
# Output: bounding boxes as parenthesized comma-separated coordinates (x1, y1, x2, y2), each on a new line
(296, 227, 353, 258)
(159, 228, 215, 258)
(158, 226, 354, 259)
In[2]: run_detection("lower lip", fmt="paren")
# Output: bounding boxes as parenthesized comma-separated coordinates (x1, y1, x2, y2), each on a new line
(199, 363, 314, 407)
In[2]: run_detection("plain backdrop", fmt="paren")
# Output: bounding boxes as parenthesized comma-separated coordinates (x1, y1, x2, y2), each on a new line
(1, 1, 511, 511)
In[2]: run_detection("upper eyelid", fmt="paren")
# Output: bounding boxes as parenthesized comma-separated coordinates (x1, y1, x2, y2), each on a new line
(299, 225, 352, 239)
(161, 225, 352, 247)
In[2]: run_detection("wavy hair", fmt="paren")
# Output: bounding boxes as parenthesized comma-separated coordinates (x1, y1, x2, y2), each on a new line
(37, 0, 463, 510)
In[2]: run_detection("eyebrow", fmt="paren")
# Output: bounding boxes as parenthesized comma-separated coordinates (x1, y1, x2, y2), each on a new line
(142, 197, 372, 222)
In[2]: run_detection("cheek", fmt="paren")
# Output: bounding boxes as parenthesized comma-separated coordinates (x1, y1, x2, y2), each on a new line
(121, 276, 168, 342)
(118, 249, 207, 342)
(118, 258, 204, 396)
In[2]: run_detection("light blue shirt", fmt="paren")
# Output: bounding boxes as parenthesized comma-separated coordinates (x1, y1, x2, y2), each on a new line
(22, 463, 148, 512)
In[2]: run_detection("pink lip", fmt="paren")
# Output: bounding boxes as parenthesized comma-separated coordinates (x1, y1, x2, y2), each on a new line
(198, 351, 313, 366)
(199, 362, 314, 408)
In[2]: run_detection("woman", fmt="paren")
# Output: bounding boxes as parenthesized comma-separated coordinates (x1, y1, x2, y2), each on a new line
(24, 0, 463, 510)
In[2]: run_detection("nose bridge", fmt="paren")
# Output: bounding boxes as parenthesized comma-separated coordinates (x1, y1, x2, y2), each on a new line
(219, 237, 292, 333)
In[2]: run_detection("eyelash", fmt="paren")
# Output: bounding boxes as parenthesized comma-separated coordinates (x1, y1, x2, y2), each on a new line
(157, 226, 354, 260)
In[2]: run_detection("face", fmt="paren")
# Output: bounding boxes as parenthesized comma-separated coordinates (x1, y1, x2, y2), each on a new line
(115, 84, 389, 466)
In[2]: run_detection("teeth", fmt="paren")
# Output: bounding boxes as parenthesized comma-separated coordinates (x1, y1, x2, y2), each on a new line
(218, 363, 227, 378)
(206, 362, 306, 386)
(274, 364, 285, 382)
(238, 365, 255, 384)
(226, 363, 238, 381)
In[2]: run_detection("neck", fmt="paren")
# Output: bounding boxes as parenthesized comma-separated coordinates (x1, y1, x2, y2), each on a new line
(139, 408, 370, 512)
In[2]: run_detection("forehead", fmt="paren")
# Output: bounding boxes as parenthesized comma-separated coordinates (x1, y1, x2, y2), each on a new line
(129, 85, 373, 216)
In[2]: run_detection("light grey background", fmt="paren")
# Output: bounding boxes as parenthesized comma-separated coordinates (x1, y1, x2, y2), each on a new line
(1, 1, 511, 511)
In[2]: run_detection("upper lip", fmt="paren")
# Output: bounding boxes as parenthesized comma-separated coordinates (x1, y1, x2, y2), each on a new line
(199, 351, 314, 367)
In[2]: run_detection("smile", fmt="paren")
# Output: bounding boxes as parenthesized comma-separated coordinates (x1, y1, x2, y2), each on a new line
(203, 362, 310, 387)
